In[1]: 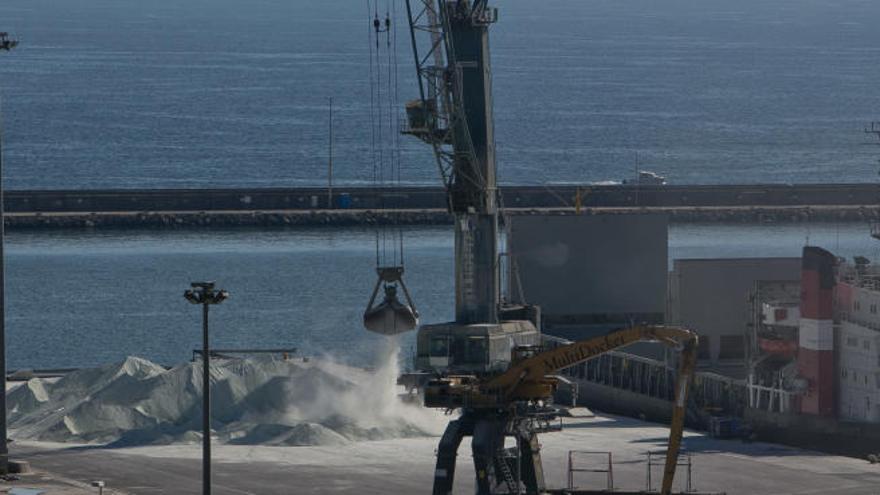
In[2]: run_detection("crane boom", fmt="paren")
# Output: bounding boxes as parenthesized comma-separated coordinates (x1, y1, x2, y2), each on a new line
(486, 325, 695, 392)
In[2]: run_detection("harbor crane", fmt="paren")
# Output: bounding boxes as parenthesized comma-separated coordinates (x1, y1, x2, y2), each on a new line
(397, 1, 700, 494)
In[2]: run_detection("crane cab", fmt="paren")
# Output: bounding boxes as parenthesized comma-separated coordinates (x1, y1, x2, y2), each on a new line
(415, 320, 540, 375)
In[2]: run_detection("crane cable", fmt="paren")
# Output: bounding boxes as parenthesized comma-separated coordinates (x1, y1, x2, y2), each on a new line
(390, 0, 404, 266)
(361, 0, 420, 336)
(366, 0, 380, 266)
(367, 0, 404, 269)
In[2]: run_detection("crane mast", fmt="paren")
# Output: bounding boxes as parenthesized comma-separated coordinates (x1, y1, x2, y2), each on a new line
(404, 0, 500, 324)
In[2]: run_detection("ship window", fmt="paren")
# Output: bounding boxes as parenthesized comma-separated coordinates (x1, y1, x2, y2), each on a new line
(847, 336, 859, 347)
(872, 304, 878, 314)
(864, 340, 871, 350)
(875, 373, 880, 389)
(855, 301, 861, 311)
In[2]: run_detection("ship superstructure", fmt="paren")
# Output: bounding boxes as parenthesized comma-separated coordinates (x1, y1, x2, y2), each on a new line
(748, 248, 880, 422)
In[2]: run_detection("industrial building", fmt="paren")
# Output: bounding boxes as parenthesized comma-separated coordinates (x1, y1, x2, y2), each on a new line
(667, 257, 801, 373)
(507, 215, 880, 455)
(507, 213, 667, 361)
(508, 214, 802, 371)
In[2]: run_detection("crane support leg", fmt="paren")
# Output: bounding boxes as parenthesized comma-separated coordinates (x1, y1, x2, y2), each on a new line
(433, 413, 548, 495)
(433, 418, 467, 495)
(516, 427, 545, 493)
(660, 338, 699, 495)
(472, 418, 505, 494)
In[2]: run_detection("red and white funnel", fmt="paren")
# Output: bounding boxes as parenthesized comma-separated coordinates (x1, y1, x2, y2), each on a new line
(797, 246, 836, 417)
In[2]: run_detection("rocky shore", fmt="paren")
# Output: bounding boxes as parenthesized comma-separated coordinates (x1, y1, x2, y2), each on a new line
(4, 205, 879, 230)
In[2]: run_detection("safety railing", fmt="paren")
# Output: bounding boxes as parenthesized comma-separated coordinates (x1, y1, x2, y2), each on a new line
(567, 450, 613, 492)
(191, 348, 297, 361)
(646, 450, 694, 493)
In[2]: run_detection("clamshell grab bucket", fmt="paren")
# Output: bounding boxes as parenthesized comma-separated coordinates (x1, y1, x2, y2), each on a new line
(363, 267, 419, 335)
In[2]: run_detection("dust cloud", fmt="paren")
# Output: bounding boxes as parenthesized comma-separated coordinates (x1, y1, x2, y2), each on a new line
(7, 340, 446, 447)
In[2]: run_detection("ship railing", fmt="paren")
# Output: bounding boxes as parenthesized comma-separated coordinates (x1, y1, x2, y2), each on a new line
(746, 374, 797, 413)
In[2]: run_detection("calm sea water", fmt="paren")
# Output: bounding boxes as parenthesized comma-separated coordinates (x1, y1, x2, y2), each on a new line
(5, 222, 880, 370)
(2, 1, 880, 370)
(1, 0, 880, 188)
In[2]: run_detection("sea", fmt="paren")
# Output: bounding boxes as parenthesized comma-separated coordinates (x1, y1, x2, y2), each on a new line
(5, 222, 880, 370)
(1, 0, 880, 188)
(1, 0, 880, 368)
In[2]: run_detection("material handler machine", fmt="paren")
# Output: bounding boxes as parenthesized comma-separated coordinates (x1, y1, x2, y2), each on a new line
(424, 324, 698, 495)
(361, 1, 705, 493)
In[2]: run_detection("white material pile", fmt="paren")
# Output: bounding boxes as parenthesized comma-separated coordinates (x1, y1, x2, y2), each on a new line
(7, 345, 445, 447)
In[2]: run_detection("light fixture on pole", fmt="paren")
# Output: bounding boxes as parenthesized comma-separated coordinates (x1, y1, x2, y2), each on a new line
(184, 281, 229, 495)
(90, 480, 105, 495)
(0, 30, 19, 476)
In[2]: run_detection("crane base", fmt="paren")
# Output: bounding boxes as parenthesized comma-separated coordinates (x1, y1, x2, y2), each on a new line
(432, 410, 545, 495)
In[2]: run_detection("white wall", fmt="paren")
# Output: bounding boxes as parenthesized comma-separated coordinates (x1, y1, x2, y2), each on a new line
(668, 258, 801, 365)
(846, 284, 880, 328)
(838, 320, 880, 423)
(509, 214, 668, 318)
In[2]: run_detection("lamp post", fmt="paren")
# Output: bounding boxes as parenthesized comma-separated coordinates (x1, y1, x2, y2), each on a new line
(0, 31, 19, 476)
(327, 96, 333, 208)
(184, 281, 229, 495)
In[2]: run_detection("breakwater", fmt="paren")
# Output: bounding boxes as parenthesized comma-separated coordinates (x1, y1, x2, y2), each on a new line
(7, 183, 880, 213)
(6, 205, 880, 230)
(2, 184, 879, 229)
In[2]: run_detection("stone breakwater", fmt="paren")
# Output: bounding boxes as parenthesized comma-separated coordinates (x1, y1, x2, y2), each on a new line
(4, 205, 880, 230)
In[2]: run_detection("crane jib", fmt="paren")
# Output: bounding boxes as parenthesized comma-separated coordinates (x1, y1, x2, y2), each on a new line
(539, 333, 631, 374)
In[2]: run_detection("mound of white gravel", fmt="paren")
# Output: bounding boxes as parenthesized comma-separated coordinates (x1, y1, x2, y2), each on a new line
(7, 346, 445, 447)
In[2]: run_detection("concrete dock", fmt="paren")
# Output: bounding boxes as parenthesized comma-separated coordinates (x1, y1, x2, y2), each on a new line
(10, 413, 880, 494)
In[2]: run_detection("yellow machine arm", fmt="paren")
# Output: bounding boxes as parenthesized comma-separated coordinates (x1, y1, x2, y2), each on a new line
(423, 325, 699, 495)
(484, 325, 695, 395)
(482, 325, 698, 495)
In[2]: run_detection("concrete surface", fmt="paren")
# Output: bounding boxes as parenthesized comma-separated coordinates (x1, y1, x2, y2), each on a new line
(9, 413, 880, 494)
(0, 468, 118, 494)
